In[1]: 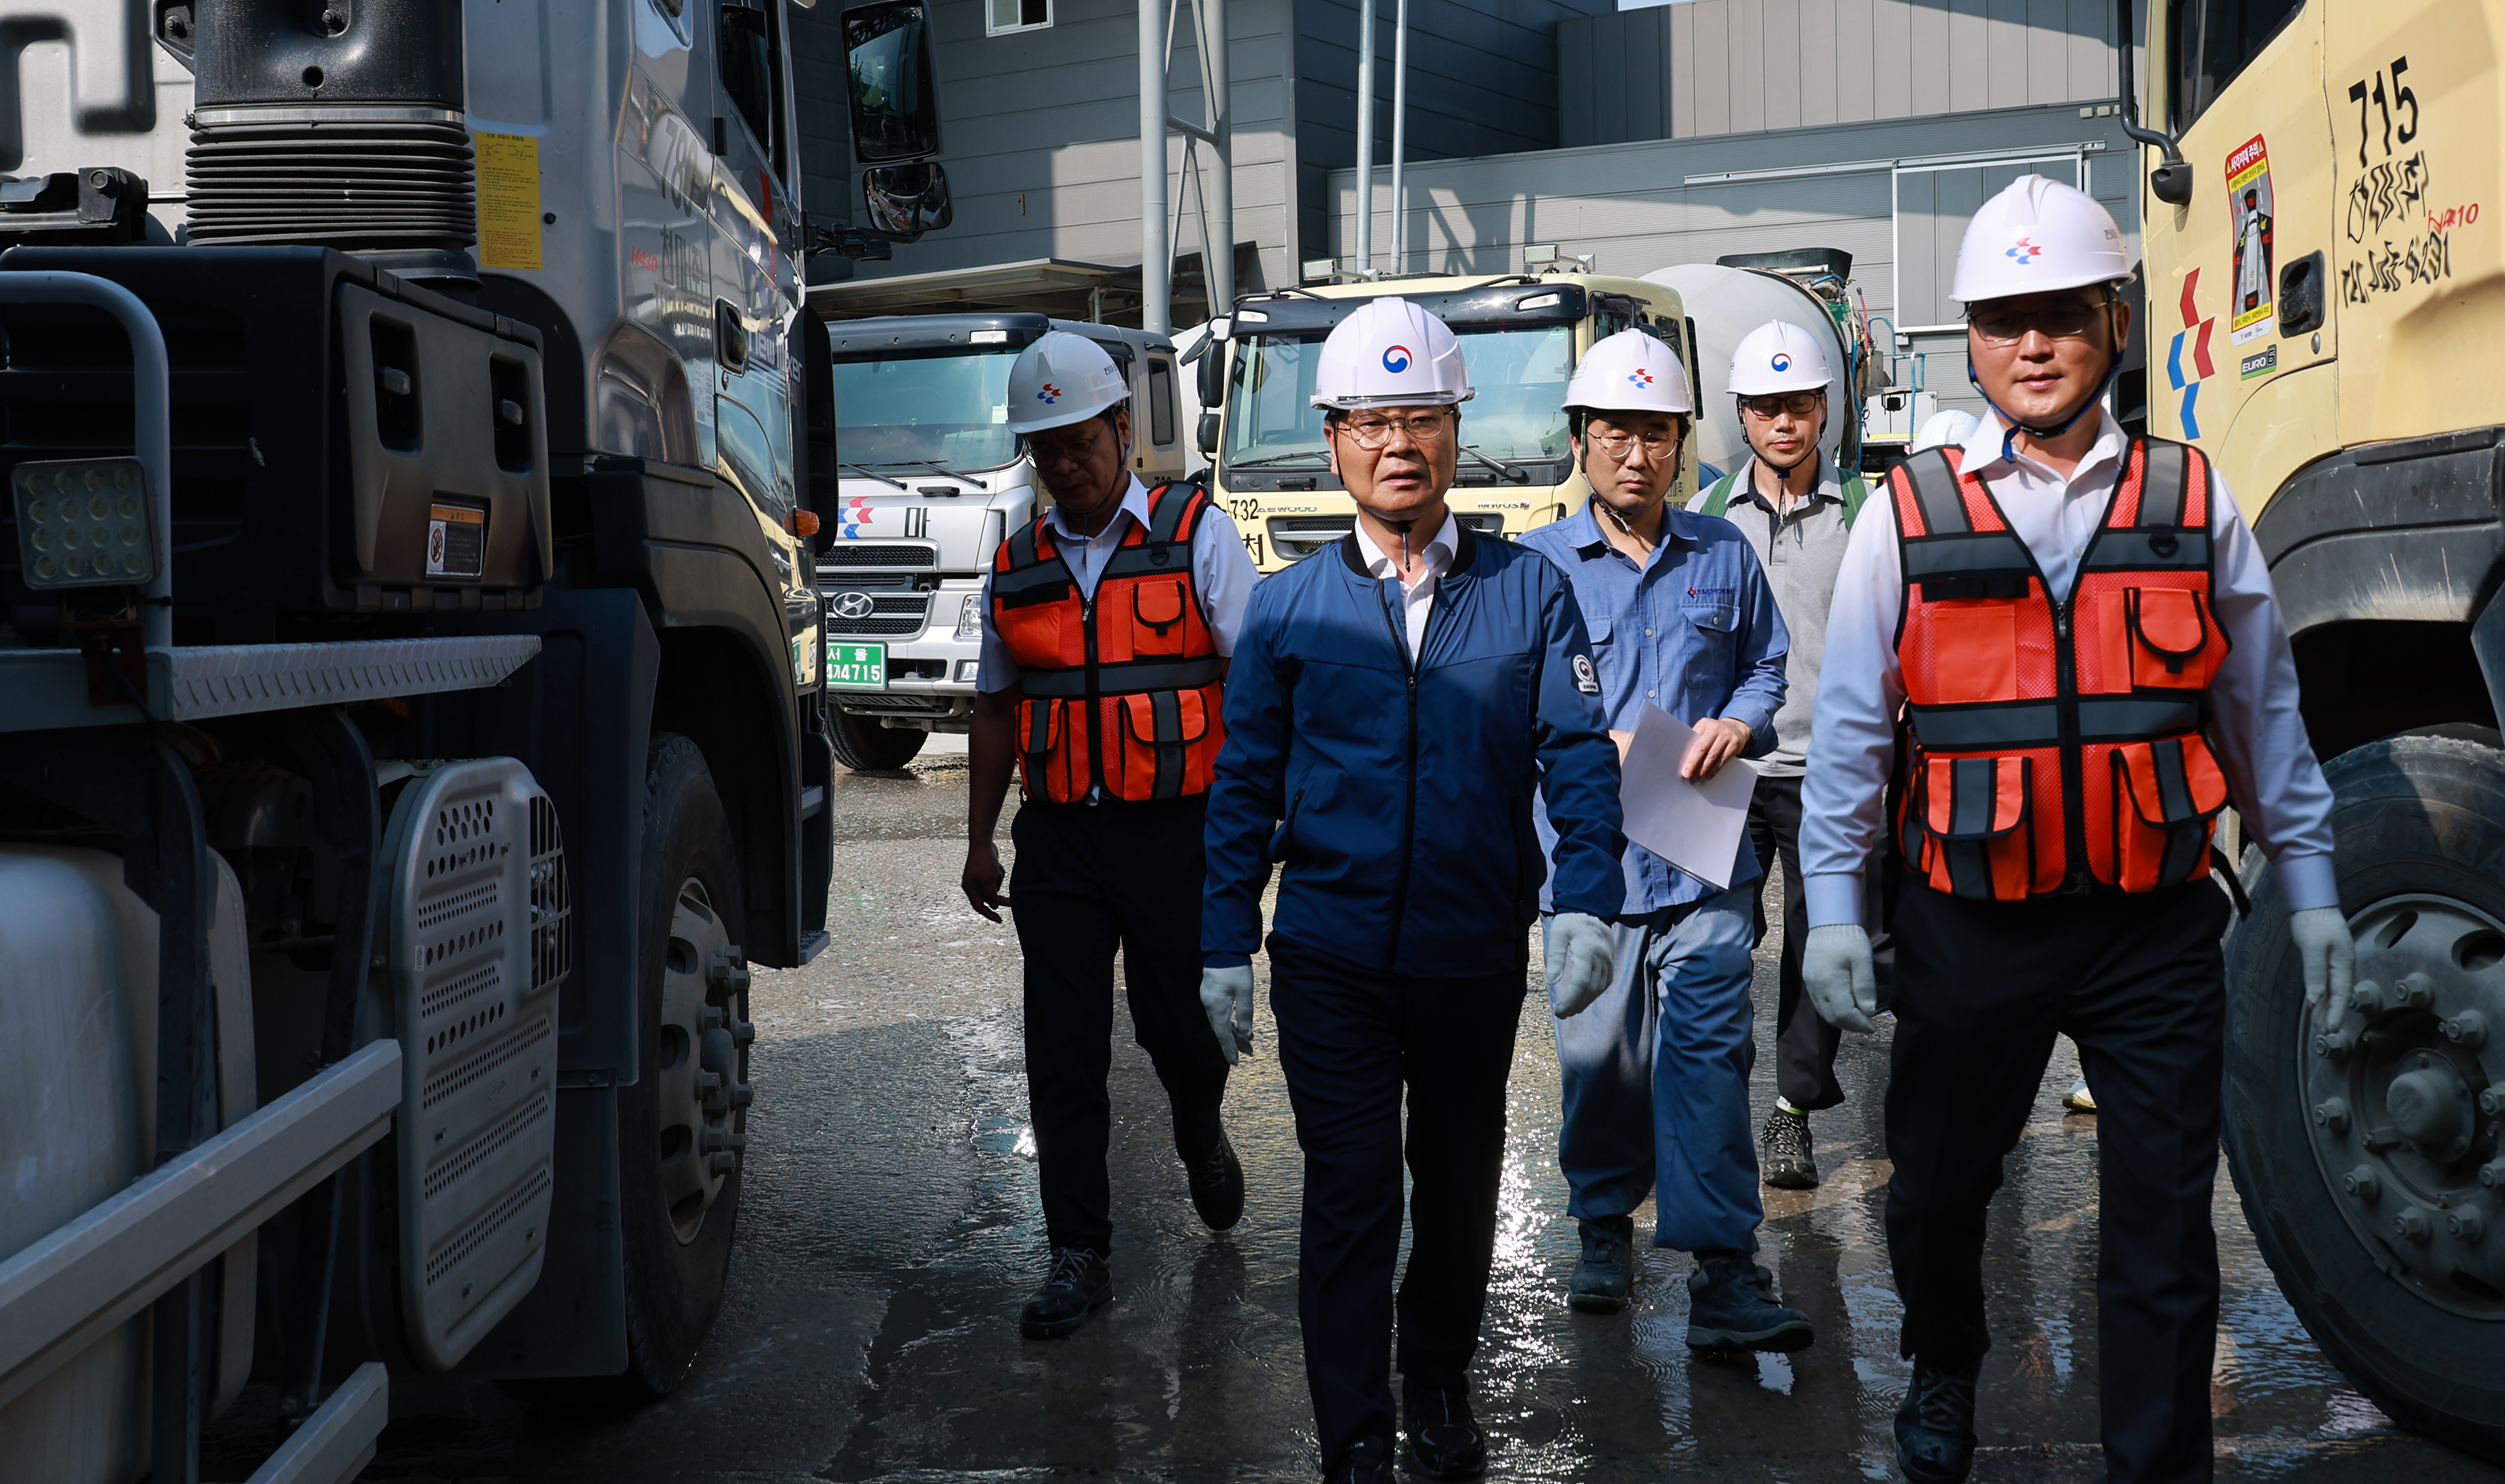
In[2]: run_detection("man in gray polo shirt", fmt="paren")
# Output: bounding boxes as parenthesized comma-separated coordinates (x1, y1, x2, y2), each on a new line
(1697, 319, 1866, 1189)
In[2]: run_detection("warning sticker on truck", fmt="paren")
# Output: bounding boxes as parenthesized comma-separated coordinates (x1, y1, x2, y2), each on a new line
(427, 502, 486, 579)
(2226, 135, 2276, 344)
(476, 131, 543, 272)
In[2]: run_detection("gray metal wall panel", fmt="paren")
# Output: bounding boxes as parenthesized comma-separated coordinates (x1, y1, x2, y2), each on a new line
(1327, 103, 2138, 330)
(1670, 2, 1697, 138)
(1800, 0, 1840, 130)
(1762, 0, 1802, 132)
(1560, 24, 1596, 147)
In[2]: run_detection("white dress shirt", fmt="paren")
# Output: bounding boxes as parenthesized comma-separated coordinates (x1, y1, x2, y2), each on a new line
(976, 474, 1255, 693)
(1798, 409, 2339, 925)
(1357, 510, 1460, 657)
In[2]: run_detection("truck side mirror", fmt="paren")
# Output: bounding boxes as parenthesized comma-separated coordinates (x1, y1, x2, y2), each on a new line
(862, 162, 951, 236)
(844, 0, 943, 164)
(1195, 340, 1225, 409)
(1197, 412, 1220, 459)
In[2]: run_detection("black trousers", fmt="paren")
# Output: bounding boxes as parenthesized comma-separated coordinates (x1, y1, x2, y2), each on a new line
(1267, 932, 1525, 1474)
(1009, 796, 1231, 1256)
(1745, 773, 1845, 1111)
(1885, 877, 2232, 1484)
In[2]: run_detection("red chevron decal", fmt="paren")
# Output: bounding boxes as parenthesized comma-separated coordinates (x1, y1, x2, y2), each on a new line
(2180, 268, 2202, 328)
(2193, 318, 2215, 380)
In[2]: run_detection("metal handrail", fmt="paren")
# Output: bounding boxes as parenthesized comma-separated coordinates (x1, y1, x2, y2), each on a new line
(0, 271, 174, 645)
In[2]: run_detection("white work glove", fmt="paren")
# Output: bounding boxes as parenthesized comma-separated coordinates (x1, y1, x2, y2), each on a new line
(2290, 906, 2356, 1019)
(1201, 964, 1256, 1064)
(1803, 924, 1879, 1035)
(1544, 912, 1616, 1018)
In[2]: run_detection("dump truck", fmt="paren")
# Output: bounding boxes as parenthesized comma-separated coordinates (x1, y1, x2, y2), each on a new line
(0, 0, 951, 1479)
(811, 312, 1188, 770)
(1194, 269, 1699, 571)
(2129, 0, 2505, 1459)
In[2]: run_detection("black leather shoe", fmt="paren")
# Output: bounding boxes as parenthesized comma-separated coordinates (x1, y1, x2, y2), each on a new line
(1894, 1356, 1981, 1483)
(1761, 1107, 1820, 1189)
(1184, 1127, 1245, 1230)
(1325, 1433, 1396, 1483)
(1568, 1214, 1635, 1313)
(1402, 1380, 1487, 1479)
(1018, 1246, 1112, 1339)
(1685, 1254, 1814, 1352)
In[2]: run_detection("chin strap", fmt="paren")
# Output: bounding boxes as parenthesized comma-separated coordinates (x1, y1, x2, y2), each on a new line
(1966, 296, 2128, 464)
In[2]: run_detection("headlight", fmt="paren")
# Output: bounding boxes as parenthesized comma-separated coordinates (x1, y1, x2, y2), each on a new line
(954, 593, 984, 640)
(13, 458, 156, 589)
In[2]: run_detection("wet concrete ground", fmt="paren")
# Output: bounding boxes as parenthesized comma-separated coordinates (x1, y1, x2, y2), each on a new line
(297, 742, 2498, 1482)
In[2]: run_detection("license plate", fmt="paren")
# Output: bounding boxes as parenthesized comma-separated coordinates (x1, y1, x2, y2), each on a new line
(826, 641, 887, 690)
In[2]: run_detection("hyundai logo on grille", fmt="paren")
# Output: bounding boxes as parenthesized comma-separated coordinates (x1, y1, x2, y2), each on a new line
(831, 592, 878, 620)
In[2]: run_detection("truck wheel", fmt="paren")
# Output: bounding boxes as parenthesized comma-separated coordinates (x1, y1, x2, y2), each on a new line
(828, 706, 927, 771)
(611, 733, 750, 1399)
(2223, 731, 2505, 1465)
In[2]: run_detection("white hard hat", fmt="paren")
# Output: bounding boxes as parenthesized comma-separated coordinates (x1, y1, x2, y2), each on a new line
(1726, 320, 1834, 396)
(1006, 331, 1130, 434)
(1910, 408, 1981, 452)
(1951, 174, 2132, 304)
(1309, 296, 1473, 409)
(1563, 328, 1692, 416)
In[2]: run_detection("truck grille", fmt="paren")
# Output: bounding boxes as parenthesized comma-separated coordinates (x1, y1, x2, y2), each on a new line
(1266, 515, 1352, 564)
(820, 542, 939, 573)
(824, 591, 931, 636)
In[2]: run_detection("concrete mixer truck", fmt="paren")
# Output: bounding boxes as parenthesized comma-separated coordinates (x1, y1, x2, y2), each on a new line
(1642, 248, 1890, 479)
(0, 1, 953, 1479)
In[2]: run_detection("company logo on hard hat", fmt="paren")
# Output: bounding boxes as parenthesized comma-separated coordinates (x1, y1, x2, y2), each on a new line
(1770, 352, 1792, 373)
(1627, 368, 1654, 387)
(1382, 345, 1413, 373)
(2006, 236, 2045, 265)
(1037, 383, 1061, 403)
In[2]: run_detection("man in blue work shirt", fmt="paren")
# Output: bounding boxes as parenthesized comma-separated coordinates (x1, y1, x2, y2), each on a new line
(1521, 329, 1810, 1351)
(1198, 299, 1624, 1484)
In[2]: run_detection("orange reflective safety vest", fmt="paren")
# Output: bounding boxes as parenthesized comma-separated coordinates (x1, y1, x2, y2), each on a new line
(1890, 437, 2232, 900)
(989, 481, 1226, 803)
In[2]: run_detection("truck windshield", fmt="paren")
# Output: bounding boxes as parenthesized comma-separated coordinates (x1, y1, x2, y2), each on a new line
(834, 347, 1021, 470)
(1224, 322, 1575, 471)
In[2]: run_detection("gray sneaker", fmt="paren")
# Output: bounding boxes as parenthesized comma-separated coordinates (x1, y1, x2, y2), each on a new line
(1761, 1107, 1819, 1189)
(1568, 1215, 1635, 1313)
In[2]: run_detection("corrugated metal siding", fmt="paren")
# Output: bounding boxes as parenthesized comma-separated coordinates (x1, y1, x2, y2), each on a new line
(833, 0, 1303, 299)
(1329, 101, 2140, 339)
(1564, 0, 2141, 146)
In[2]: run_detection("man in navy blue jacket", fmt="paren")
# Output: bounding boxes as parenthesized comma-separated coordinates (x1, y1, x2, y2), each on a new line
(1198, 299, 1624, 1484)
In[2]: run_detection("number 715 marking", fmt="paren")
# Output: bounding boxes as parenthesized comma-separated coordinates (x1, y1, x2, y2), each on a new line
(2352, 56, 2420, 168)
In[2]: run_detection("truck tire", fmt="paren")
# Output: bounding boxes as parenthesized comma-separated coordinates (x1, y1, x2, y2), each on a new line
(611, 733, 750, 1399)
(828, 706, 926, 772)
(2223, 731, 2505, 1465)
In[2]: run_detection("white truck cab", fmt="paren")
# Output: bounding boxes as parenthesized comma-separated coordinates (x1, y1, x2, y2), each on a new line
(816, 312, 1188, 769)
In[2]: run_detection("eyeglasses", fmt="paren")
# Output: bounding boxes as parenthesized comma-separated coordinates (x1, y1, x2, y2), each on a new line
(1584, 429, 1682, 463)
(1969, 303, 2107, 344)
(1335, 412, 1454, 449)
(1027, 422, 1106, 463)
(1739, 392, 1825, 420)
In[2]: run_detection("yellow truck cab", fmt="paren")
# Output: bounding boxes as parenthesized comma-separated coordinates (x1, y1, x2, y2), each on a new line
(2133, 0, 2505, 1459)
(1192, 273, 1699, 571)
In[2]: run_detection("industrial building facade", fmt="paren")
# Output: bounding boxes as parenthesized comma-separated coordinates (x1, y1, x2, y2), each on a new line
(809, 0, 2154, 427)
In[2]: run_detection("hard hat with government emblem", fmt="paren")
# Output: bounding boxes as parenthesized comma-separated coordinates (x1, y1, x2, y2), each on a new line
(1563, 327, 1693, 416)
(1951, 173, 2133, 304)
(1005, 330, 1131, 434)
(1725, 320, 1834, 397)
(1309, 296, 1474, 409)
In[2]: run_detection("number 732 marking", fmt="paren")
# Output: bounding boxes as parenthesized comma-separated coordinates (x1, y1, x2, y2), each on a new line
(2350, 57, 2420, 169)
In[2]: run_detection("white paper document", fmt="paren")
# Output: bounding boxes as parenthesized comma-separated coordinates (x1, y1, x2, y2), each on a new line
(1614, 704, 1759, 891)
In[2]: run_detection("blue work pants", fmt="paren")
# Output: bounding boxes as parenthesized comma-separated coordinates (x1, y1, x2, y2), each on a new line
(1549, 887, 1764, 1252)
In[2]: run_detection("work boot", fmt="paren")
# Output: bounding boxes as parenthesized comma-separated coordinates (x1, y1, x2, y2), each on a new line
(1894, 1356, 1981, 1483)
(1325, 1434, 1396, 1483)
(1761, 1106, 1820, 1189)
(1567, 1215, 1635, 1313)
(1018, 1246, 1112, 1339)
(1184, 1127, 1245, 1231)
(1685, 1253, 1814, 1352)
(2063, 1075, 2097, 1113)
(1401, 1378, 1487, 1480)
